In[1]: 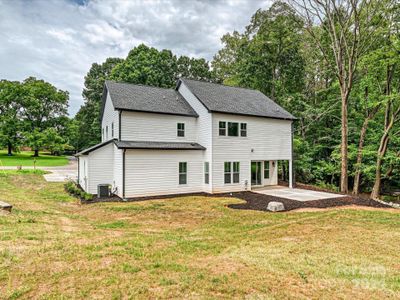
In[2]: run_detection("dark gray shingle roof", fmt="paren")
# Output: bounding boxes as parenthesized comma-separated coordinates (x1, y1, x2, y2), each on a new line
(115, 140, 206, 150)
(75, 139, 115, 156)
(179, 78, 296, 120)
(76, 139, 206, 156)
(104, 81, 198, 117)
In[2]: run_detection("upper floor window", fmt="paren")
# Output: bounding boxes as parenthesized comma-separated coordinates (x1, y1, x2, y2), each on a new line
(219, 121, 226, 136)
(106, 126, 108, 140)
(179, 162, 187, 184)
(228, 122, 239, 136)
(177, 123, 185, 137)
(219, 121, 247, 137)
(240, 123, 247, 137)
(102, 128, 104, 140)
(111, 122, 114, 138)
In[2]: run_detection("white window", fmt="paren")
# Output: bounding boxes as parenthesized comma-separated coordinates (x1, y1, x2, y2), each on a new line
(224, 162, 240, 184)
(177, 123, 185, 137)
(224, 162, 231, 184)
(228, 122, 239, 136)
(233, 162, 240, 183)
(204, 162, 209, 184)
(179, 162, 187, 185)
(240, 123, 247, 137)
(264, 161, 270, 179)
(219, 121, 226, 136)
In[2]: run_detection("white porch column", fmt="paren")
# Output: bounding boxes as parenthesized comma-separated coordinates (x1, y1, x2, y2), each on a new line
(289, 159, 293, 188)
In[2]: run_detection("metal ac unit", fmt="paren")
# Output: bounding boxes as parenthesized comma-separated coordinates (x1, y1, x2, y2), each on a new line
(97, 184, 111, 198)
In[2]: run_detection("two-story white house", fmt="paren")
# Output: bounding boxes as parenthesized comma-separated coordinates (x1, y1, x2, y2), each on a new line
(76, 78, 296, 198)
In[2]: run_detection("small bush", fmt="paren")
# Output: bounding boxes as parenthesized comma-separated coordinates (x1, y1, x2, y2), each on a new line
(64, 181, 93, 201)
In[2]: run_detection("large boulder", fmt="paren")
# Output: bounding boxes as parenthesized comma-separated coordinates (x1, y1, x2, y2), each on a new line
(267, 201, 285, 212)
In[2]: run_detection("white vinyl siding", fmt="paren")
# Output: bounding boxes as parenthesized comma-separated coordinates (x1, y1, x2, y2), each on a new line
(102, 92, 119, 142)
(178, 81, 213, 193)
(124, 150, 204, 198)
(78, 156, 89, 192)
(212, 113, 292, 193)
(121, 111, 196, 142)
(86, 143, 114, 194)
(113, 144, 123, 197)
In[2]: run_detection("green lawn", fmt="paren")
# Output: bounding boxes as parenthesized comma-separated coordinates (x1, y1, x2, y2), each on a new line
(1, 171, 399, 299)
(0, 150, 68, 167)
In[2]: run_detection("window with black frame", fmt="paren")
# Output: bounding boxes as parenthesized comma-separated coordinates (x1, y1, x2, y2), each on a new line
(177, 123, 185, 137)
(179, 162, 187, 184)
(228, 122, 239, 136)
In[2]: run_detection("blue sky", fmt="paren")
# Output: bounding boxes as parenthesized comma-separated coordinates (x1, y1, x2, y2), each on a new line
(0, 0, 270, 116)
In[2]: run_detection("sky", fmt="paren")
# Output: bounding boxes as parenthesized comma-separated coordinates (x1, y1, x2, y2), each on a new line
(0, 0, 271, 116)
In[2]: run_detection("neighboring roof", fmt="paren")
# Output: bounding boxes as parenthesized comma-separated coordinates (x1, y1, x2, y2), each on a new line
(178, 78, 296, 120)
(115, 140, 206, 150)
(76, 139, 206, 156)
(103, 81, 198, 118)
(75, 139, 115, 156)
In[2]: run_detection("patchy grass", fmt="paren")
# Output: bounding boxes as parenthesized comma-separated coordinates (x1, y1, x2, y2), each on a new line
(0, 150, 68, 167)
(0, 171, 399, 299)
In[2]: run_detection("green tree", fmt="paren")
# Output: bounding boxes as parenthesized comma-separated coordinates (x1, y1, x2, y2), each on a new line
(74, 57, 123, 150)
(0, 80, 24, 156)
(110, 44, 177, 87)
(21, 77, 69, 156)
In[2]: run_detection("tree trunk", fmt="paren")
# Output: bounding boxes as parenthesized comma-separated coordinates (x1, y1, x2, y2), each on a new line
(34, 149, 39, 157)
(340, 92, 349, 193)
(352, 105, 379, 195)
(7, 142, 12, 156)
(352, 121, 368, 195)
(371, 129, 390, 199)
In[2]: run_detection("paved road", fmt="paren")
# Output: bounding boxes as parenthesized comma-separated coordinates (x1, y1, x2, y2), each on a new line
(0, 157, 78, 182)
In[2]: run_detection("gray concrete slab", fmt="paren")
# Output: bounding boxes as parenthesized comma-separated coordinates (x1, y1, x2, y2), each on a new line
(254, 186, 345, 202)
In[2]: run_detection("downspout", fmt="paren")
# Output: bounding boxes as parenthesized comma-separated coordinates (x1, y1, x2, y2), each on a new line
(122, 149, 126, 199)
(77, 156, 80, 184)
(291, 121, 295, 187)
(118, 110, 122, 141)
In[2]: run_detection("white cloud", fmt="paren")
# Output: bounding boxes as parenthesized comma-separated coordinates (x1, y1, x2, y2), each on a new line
(0, 0, 271, 116)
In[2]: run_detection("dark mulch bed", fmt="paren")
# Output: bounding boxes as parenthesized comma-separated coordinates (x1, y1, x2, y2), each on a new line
(80, 187, 392, 212)
(220, 191, 391, 212)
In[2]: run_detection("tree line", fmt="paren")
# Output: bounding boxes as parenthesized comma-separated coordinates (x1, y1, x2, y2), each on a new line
(0, 77, 70, 156)
(1, 0, 398, 199)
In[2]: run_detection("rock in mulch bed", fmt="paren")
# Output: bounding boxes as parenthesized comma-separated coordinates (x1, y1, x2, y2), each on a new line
(218, 191, 391, 212)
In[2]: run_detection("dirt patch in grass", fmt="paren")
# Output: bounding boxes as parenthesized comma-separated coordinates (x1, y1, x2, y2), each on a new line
(220, 191, 392, 212)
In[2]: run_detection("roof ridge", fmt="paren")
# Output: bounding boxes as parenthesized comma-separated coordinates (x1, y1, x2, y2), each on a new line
(106, 80, 176, 92)
(180, 77, 262, 93)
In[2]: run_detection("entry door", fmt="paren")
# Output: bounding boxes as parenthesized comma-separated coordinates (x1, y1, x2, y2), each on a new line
(251, 161, 262, 186)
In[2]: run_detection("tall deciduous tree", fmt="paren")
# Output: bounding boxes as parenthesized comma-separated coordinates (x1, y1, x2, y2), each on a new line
(21, 77, 69, 156)
(0, 80, 23, 156)
(288, 0, 386, 193)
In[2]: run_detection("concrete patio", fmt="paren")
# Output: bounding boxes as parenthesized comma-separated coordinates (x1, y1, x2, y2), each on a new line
(253, 186, 346, 202)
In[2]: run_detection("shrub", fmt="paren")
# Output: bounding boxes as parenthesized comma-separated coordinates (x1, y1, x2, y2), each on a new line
(64, 181, 93, 201)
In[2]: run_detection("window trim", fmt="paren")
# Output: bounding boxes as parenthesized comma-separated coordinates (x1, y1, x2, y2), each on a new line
(233, 162, 240, 183)
(204, 162, 209, 184)
(219, 121, 226, 136)
(264, 161, 270, 179)
(177, 123, 185, 137)
(240, 123, 247, 137)
(224, 161, 240, 184)
(179, 162, 187, 185)
(227, 122, 239, 136)
(224, 162, 231, 184)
